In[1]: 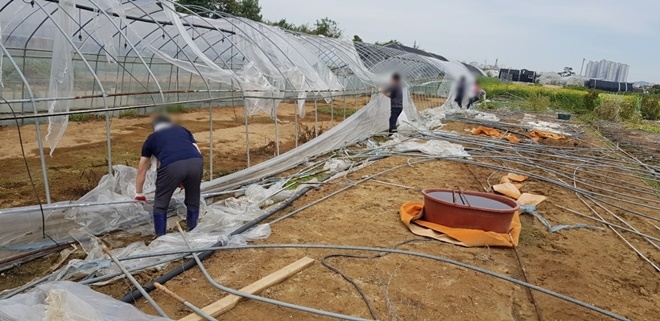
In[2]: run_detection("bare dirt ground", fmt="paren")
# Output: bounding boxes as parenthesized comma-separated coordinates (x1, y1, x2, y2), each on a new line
(0, 95, 445, 208)
(114, 152, 659, 321)
(108, 113, 658, 321)
(2, 103, 659, 321)
(596, 121, 660, 167)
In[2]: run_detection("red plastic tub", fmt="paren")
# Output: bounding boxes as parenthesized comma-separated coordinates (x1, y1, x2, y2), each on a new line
(421, 188, 519, 233)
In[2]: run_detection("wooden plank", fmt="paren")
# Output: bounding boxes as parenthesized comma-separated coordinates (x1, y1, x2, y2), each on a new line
(179, 257, 315, 321)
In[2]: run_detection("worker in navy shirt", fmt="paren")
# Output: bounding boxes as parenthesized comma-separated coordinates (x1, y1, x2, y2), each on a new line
(135, 115, 203, 236)
(380, 73, 403, 135)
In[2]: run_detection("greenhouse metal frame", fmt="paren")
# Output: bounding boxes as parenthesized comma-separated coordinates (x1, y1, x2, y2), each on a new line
(0, 0, 471, 251)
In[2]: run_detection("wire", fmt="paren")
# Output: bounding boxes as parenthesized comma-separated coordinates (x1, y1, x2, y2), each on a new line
(117, 244, 630, 321)
(0, 96, 57, 245)
(321, 239, 433, 320)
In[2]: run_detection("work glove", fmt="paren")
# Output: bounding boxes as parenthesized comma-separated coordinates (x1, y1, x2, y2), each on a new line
(134, 193, 147, 202)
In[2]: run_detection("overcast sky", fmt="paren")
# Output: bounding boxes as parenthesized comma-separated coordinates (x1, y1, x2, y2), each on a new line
(261, 0, 659, 83)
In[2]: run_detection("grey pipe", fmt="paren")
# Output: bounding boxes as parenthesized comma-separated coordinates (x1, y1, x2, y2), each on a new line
(116, 243, 630, 321)
(102, 245, 169, 318)
(174, 224, 371, 321)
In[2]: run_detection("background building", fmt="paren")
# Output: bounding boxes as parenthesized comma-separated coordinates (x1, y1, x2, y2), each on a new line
(584, 59, 630, 82)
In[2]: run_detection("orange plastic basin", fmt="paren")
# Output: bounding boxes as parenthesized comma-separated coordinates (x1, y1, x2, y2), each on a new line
(421, 189, 519, 233)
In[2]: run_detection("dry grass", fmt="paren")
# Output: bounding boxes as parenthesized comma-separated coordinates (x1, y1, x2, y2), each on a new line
(296, 123, 326, 144)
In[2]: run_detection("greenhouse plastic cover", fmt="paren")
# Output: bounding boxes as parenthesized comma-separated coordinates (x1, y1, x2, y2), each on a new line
(200, 89, 423, 194)
(0, 281, 170, 321)
(0, 0, 472, 153)
(0, 0, 478, 273)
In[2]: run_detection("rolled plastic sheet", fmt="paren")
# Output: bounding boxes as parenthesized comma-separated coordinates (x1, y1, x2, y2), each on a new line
(0, 281, 171, 321)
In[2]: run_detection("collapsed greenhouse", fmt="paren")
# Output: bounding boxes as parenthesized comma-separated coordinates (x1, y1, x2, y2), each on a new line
(1, 1, 659, 321)
(0, 0, 472, 254)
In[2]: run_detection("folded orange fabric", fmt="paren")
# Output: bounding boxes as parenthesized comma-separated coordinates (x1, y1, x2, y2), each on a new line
(470, 126, 520, 143)
(399, 202, 521, 247)
(529, 130, 565, 142)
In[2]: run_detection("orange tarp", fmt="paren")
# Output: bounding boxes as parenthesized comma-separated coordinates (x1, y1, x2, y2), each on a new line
(506, 173, 529, 182)
(516, 193, 548, 206)
(470, 126, 520, 143)
(492, 182, 522, 199)
(529, 130, 565, 142)
(399, 202, 521, 248)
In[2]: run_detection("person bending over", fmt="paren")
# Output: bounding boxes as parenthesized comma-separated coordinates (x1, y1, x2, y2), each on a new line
(380, 73, 403, 135)
(467, 80, 484, 109)
(135, 115, 203, 237)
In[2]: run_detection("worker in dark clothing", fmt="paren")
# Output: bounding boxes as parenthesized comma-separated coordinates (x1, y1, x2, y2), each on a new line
(380, 73, 403, 135)
(135, 115, 203, 237)
(467, 80, 483, 109)
(454, 76, 467, 108)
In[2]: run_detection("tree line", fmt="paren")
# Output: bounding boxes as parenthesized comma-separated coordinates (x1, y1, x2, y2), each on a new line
(177, 0, 342, 38)
(175, 0, 418, 47)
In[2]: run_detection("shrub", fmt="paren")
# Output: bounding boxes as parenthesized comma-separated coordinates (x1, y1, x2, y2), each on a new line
(641, 95, 660, 120)
(619, 96, 641, 122)
(584, 90, 600, 111)
(524, 92, 550, 112)
(592, 94, 642, 122)
(594, 96, 621, 121)
(480, 81, 588, 112)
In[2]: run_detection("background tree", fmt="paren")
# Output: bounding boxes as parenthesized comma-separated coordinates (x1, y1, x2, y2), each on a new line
(311, 18, 342, 38)
(238, 0, 262, 21)
(352, 35, 363, 42)
(375, 39, 401, 46)
(177, 0, 259, 20)
(651, 84, 660, 95)
(559, 67, 575, 77)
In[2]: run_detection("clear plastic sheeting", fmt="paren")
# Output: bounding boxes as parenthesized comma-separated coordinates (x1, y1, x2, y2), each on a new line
(0, 0, 476, 268)
(52, 224, 270, 283)
(0, 166, 158, 260)
(45, 0, 76, 155)
(391, 139, 470, 157)
(521, 114, 570, 135)
(323, 159, 352, 174)
(45, 180, 302, 282)
(0, 281, 171, 321)
(200, 92, 406, 194)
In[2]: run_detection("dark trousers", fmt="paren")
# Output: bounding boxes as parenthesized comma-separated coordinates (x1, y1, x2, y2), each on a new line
(467, 96, 479, 109)
(454, 94, 464, 108)
(389, 108, 403, 133)
(154, 158, 203, 213)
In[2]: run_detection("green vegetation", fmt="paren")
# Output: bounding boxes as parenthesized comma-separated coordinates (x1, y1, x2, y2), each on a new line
(479, 78, 656, 123)
(177, 0, 262, 21)
(118, 109, 141, 118)
(68, 113, 105, 122)
(284, 173, 325, 190)
(626, 122, 660, 134)
(165, 104, 188, 114)
(480, 78, 589, 112)
(640, 95, 660, 120)
(523, 92, 551, 112)
(594, 95, 640, 122)
(480, 78, 660, 137)
(316, 106, 358, 117)
(268, 17, 343, 38)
